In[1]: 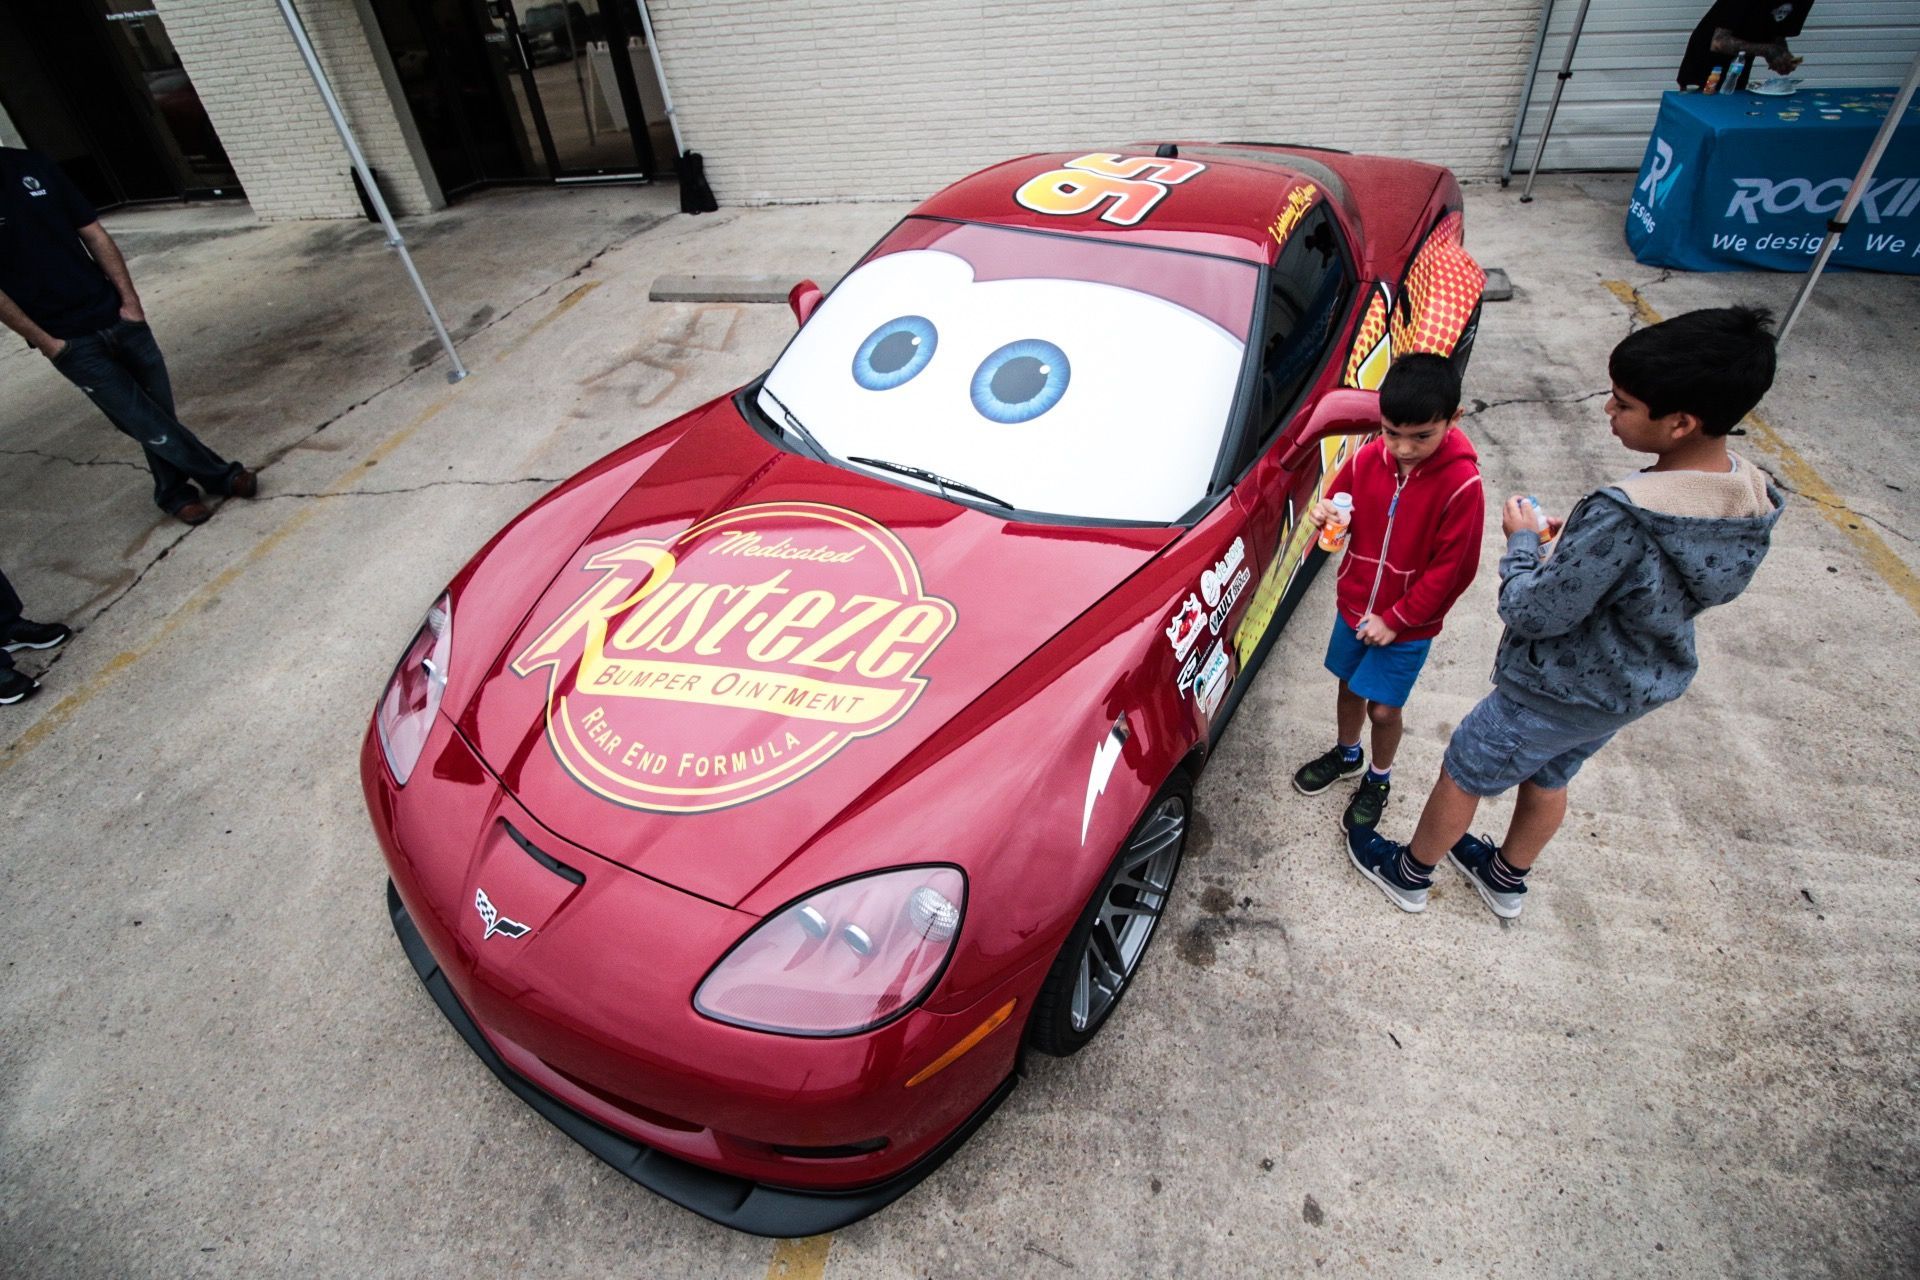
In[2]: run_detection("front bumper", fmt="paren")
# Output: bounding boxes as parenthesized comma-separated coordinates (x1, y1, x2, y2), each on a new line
(387, 880, 1016, 1236)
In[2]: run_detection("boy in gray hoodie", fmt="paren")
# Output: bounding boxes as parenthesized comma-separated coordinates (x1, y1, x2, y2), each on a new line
(1346, 305, 1786, 917)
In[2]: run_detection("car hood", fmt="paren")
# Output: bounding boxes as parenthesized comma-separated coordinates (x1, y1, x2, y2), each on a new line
(458, 399, 1178, 907)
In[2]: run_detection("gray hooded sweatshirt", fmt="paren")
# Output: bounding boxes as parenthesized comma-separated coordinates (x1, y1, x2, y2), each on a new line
(1493, 454, 1784, 732)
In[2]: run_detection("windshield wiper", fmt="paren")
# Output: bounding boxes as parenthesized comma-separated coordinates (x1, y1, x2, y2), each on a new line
(848, 456, 1012, 509)
(758, 386, 828, 461)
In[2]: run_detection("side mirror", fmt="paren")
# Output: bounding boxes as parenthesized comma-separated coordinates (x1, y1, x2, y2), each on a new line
(788, 280, 823, 327)
(1278, 388, 1380, 472)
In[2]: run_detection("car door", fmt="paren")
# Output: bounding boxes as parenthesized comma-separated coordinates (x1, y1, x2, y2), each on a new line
(1221, 201, 1357, 697)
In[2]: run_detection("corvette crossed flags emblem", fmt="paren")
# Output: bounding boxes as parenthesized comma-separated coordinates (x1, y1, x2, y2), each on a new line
(475, 888, 532, 941)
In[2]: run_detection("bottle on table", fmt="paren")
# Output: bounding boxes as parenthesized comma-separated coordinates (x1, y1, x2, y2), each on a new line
(1703, 64, 1725, 94)
(1726, 52, 1748, 92)
(1317, 492, 1353, 553)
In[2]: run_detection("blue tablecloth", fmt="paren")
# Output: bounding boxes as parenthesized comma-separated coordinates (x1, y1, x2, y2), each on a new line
(1626, 87, 1920, 274)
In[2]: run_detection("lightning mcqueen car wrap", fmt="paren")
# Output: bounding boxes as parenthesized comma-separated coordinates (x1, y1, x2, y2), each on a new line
(364, 142, 1484, 1234)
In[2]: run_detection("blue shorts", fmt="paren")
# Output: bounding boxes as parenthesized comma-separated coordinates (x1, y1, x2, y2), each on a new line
(1442, 689, 1630, 796)
(1324, 615, 1432, 708)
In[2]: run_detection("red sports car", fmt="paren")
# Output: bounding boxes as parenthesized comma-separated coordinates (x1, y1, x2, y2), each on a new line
(364, 142, 1484, 1234)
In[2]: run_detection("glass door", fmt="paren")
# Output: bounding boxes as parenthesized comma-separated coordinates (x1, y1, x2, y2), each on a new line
(98, 1, 240, 197)
(488, 0, 653, 180)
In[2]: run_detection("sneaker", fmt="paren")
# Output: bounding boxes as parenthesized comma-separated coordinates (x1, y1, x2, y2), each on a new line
(1345, 826, 1430, 913)
(0, 668, 39, 705)
(1342, 775, 1391, 829)
(3, 620, 72, 653)
(1293, 746, 1364, 796)
(1447, 833, 1527, 920)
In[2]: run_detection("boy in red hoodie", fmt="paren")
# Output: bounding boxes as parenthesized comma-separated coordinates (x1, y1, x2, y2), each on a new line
(1290, 354, 1484, 830)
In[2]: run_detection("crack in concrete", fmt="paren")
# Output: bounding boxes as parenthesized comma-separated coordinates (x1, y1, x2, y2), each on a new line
(1762, 468, 1914, 546)
(0, 446, 146, 472)
(251, 477, 565, 501)
(1465, 388, 1611, 418)
(55, 524, 196, 654)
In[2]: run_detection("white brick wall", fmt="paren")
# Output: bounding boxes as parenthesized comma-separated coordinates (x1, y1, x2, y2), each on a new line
(156, 0, 437, 221)
(646, 0, 1544, 203)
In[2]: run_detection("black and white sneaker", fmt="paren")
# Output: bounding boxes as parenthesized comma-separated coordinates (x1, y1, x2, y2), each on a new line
(0, 668, 40, 705)
(1293, 746, 1365, 796)
(1448, 833, 1527, 920)
(3, 620, 72, 653)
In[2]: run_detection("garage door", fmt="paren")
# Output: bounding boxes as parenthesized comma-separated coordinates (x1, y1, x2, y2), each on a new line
(1507, 0, 1920, 175)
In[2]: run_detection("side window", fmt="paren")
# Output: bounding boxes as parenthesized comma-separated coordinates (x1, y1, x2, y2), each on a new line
(1247, 207, 1352, 460)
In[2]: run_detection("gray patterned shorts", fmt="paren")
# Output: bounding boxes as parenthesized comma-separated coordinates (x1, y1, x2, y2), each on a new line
(1443, 689, 1632, 796)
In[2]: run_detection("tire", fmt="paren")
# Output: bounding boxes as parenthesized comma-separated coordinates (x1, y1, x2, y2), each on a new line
(1027, 774, 1193, 1057)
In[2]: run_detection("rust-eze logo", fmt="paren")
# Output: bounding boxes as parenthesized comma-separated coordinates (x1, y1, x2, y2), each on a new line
(512, 503, 956, 813)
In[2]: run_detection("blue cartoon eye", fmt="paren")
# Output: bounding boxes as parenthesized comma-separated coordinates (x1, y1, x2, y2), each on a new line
(852, 315, 938, 390)
(970, 339, 1070, 423)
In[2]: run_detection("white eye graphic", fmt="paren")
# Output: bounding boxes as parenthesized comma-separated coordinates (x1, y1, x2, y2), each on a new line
(762, 248, 1248, 523)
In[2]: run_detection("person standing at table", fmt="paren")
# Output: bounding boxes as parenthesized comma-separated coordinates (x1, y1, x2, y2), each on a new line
(1677, 1, 1814, 91)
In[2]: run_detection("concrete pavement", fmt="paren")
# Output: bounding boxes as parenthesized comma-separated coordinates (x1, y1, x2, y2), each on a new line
(1, 174, 1915, 1279)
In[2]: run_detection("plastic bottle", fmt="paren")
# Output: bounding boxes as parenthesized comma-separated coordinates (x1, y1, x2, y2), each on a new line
(1703, 64, 1725, 94)
(1726, 52, 1748, 92)
(1523, 496, 1558, 543)
(1317, 492, 1353, 553)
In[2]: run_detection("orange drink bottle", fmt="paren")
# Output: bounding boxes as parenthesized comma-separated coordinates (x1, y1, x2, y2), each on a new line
(1525, 495, 1558, 543)
(1317, 492, 1353, 553)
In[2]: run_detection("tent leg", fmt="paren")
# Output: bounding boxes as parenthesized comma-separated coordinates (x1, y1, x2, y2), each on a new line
(1520, 0, 1593, 203)
(276, 0, 468, 384)
(1779, 51, 1920, 345)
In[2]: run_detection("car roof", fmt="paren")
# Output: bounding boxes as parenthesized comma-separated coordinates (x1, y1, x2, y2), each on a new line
(912, 145, 1362, 267)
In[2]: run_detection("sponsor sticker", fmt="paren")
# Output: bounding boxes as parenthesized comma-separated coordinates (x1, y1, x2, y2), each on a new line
(1195, 642, 1230, 716)
(513, 503, 956, 813)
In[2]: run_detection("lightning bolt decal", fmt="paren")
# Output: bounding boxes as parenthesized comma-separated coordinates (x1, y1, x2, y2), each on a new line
(1082, 713, 1132, 844)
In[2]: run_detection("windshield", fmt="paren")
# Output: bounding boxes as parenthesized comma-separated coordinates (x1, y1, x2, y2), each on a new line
(758, 218, 1259, 523)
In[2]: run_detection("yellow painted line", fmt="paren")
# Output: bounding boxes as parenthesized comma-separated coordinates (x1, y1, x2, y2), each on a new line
(0, 393, 459, 773)
(1602, 281, 1920, 621)
(766, 1235, 833, 1279)
(493, 281, 602, 363)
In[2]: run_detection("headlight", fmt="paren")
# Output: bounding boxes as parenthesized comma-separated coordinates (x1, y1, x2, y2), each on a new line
(694, 866, 965, 1036)
(375, 593, 451, 785)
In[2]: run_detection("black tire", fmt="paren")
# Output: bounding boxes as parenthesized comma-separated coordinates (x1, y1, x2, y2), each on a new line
(1027, 774, 1193, 1057)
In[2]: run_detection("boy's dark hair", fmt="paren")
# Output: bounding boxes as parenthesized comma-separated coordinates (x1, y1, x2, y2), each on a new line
(1608, 305, 1776, 437)
(1378, 353, 1462, 426)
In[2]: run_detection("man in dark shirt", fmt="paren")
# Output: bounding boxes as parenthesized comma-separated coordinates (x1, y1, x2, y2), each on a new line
(0, 147, 256, 524)
(1678, 1, 1814, 90)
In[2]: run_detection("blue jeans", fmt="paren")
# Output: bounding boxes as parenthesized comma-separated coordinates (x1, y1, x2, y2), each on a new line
(50, 318, 239, 513)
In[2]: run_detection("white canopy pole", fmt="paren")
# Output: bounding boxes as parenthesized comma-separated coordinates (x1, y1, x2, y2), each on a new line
(634, 0, 685, 157)
(1779, 52, 1920, 345)
(1520, 0, 1594, 203)
(275, 0, 468, 383)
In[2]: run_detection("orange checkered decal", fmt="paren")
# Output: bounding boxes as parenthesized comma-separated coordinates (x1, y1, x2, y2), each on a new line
(1389, 211, 1485, 358)
(1342, 284, 1392, 388)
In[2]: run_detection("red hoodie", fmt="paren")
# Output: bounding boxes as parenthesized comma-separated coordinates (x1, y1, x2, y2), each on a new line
(1327, 427, 1484, 641)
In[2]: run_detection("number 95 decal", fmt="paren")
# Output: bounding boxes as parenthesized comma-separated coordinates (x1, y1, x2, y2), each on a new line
(1015, 153, 1207, 228)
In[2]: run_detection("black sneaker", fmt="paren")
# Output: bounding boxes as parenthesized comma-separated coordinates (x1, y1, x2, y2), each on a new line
(0, 668, 40, 705)
(1293, 746, 1364, 796)
(1343, 775, 1391, 829)
(1447, 833, 1527, 920)
(1345, 826, 1430, 913)
(4, 619, 72, 654)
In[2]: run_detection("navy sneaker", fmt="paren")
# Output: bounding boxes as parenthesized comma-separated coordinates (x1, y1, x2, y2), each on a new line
(1342, 774, 1391, 829)
(1294, 746, 1364, 796)
(1448, 833, 1527, 919)
(1345, 826, 1430, 913)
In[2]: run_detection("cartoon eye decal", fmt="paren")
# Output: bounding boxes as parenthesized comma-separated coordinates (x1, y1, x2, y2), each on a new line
(970, 339, 1071, 424)
(852, 315, 938, 390)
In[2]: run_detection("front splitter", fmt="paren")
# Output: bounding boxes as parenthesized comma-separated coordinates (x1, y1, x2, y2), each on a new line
(385, 880, 1018, 1236)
